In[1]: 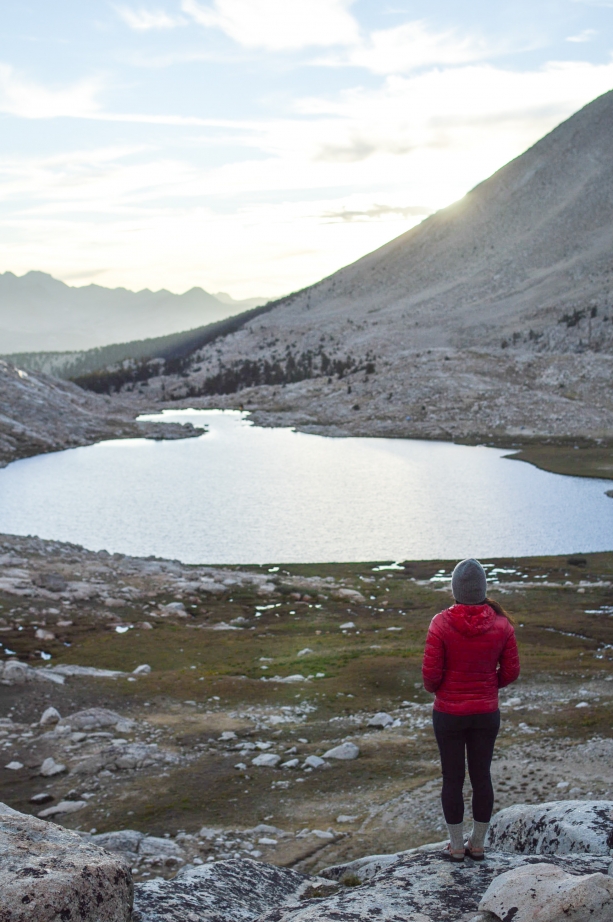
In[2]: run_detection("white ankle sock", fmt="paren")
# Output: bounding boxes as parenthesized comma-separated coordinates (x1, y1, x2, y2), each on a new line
(470, 820, 489, 850)
(447, 822, 464, 851)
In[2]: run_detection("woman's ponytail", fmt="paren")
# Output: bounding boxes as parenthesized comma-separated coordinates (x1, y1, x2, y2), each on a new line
(485, 597, 516, 626)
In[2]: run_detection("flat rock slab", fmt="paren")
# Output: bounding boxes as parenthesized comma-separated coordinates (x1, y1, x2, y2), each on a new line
(0, 803, 132, 922)
(488, 800, 613, 855)
(133, 858, 314, 922)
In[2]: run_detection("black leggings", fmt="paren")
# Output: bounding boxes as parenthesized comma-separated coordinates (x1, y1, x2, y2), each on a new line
(432, 709, 500, 825)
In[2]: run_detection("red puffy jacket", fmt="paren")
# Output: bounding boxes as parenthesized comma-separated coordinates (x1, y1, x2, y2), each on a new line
(422, 603, 520, 715)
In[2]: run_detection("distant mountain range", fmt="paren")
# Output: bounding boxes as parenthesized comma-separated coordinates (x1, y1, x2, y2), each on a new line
(0, 271, 269, 353)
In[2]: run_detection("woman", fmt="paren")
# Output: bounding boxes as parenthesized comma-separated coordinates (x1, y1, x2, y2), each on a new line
(422, 558, 520, 862)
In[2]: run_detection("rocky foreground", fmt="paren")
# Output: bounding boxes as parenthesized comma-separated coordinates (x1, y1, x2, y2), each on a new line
(1, 798, 612, 921)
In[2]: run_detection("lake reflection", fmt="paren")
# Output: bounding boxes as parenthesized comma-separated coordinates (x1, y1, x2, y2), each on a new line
(0, 410, 611, 563)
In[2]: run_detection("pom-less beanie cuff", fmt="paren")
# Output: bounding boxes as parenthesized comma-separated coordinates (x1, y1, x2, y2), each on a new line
(451, 558, 487, 605)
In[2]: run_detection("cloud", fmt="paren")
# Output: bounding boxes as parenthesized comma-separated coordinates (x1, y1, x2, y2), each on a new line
(0, 63, 102, 119)
(324, 203, 432, 222)
(114, 5, 186, 30)
(566, 29, 598, 42)
(181, 0, 360, 50)
(317, 19, 492, 74)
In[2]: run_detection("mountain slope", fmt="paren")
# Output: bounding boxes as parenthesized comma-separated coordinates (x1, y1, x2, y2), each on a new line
(124, 89, 613, 445)
(0, 272, 269, 353)
(209, 86, 613, 354)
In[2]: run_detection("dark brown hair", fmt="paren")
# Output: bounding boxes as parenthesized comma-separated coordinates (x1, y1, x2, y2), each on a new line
(485, 597, 516, 626)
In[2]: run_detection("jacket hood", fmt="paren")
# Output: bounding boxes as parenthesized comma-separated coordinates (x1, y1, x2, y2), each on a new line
(445, 603, 496, 637)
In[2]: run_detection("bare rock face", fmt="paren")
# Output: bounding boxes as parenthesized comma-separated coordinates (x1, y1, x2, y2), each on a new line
(487, 800, 613, 856)
(0, 802, 133, 922)
(479, 862, 613, 922)
(132, 858, 314, 922)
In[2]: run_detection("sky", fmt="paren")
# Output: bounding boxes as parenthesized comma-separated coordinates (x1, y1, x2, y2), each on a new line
(1, 2, 613, 298)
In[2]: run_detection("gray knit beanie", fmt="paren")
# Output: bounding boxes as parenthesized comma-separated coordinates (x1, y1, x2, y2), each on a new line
(451, 558, 487, 605)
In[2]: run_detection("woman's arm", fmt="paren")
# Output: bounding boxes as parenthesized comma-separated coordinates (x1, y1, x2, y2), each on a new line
(422, 622, 445, 693)
(498, 629, 520, 688)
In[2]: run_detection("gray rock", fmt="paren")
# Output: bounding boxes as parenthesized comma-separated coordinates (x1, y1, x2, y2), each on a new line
(33, 572, 67, 592)
(50, 665, 123, 678)
(40, 756, 66, 777)
(252, 753, 281, 768)
(132, 858, 312, 922)
(139, 835, 184, 862)
(303, 755, 326, 769)
(367, 712, 394, 729)
(91, 829, 145, 863)
(479, 862, 613, 922)
(0, 802, 132, 921)
(323, 742, 360, 760)
(0, 660, 66, 685)
(39, 706, 61, 727)
(38, 800, 86, 817)
(72, 741, 173, 775)
(59, 707, 124, 731)
(133, 664, 152, 674)
(1, 660, 29, 685)
(488, 800, 613, 856)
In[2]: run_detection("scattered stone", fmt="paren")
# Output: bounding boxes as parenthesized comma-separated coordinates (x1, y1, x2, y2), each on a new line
(33, 572, 67, 592)
(30, 792, 54, 805)
(0, 802, 132, 921)
(133, 664, 152, 674)
(59, 707, 124, 731)
(339, 622, 355, 630)
(38, 800, 87, 817)
(40, 756, 67, 777)
(323, 742, 360, 760)
(139, 835, 184, 862)
(333, 589, 366, 604)
(367, 712, 394, 729)
(91, 829, 144, 864)
(40, 705, 61, 727)
(5, 761, 24, 771)
(336, 814, 360, 823)
(479, 862, 613, 922)
(252, 753, 282, 768)
(72, 741, 172, 775)
(281, 759, 300, 769)
(303, 755, 326, 769)
(0, 659, 66, 685)
(297, 648, 313, 657)
(35, 627, 56, 641)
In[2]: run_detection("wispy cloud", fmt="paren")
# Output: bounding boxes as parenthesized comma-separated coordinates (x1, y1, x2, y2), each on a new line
(317, 20, 492, 74)
(114, 5, 186, 30)
(181, 0, 360, 50)
(324, 203, 432, 222)
(0, 63, 102, 119)
(566, 28, 598, 42)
